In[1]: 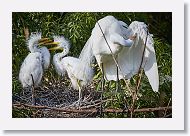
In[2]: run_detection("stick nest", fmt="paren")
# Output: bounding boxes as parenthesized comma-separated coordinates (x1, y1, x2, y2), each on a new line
(13, 77, 104, 118)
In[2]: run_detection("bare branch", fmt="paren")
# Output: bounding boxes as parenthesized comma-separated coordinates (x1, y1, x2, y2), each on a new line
(131, 24, 149, 118)
(164, 98, 172, 117)
(13, 103, 172, 114)
(97, 21, 132, 94)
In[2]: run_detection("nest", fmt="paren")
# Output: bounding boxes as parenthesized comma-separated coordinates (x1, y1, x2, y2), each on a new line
(12, 77, 107, 118)
(12, 77, 172, 118)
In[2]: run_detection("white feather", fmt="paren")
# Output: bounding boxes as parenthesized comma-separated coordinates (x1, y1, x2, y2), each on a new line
(19, 33, 50, 88)
(53, 16, 159, 93)
(86, 16, 159, 92)
(52, 36, 94, 90)
(19, 52, 43, 88)
(39, 47, 50, 69)
(127, 21, 159, 92)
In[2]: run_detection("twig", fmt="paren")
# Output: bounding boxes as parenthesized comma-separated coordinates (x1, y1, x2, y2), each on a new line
(96, 21, 133, 117)
(164, 98, 172, 117)
(80, 99, 116, 109)
(13, 103, 172, 114)
(138, 25, 150, 75)
(80, 101, 102, 109)
(136, 24, 150, 90)
(97, 21, 132, 95)
(130, 24, 149, 118)
(24, 27, 29, 40)
(164, 113, 172, 118)
(31, 74, 36, 105)
(136, 68, 144, 90)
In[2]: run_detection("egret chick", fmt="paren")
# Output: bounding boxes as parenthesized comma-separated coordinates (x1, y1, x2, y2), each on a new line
(50, 36, 94, 105)
(19, 32, 57, 105)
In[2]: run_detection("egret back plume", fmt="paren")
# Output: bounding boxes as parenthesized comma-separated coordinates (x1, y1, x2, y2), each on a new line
(117, 21, 159, 92)
(77, 36, 94, 83)
(128, 21, 159, 92)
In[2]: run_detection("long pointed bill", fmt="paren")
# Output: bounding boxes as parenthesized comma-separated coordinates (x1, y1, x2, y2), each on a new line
(38, 38, 60, 46)
(49, 46, 63, 51)
(38, 38, 50, 43)
(38, 38, 52, 45)
(43, 42, 60, 46)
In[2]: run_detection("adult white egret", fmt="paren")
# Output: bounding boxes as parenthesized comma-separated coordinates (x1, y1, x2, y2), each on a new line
(50, 15, 159, 108)
(79, 15, 159, 93)
(50, 36, 94, 104)
(77, 15, 159, 115)
(19, 32, 57, 104)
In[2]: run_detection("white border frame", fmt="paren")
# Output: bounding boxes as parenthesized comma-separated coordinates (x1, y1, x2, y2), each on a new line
(0, 0, 184, 130)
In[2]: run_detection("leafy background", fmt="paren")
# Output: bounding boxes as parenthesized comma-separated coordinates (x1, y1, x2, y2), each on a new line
(12, 12, 172, 118)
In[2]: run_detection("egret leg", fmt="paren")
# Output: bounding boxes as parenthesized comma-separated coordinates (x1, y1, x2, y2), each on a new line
(70, 81, 82, 108)
(122, 95, 128, 116)
(31, 74, 36, 105)
(78, 87, 82, 107)
(77, 79, 82, 107)
(115, 66, 128, 116)
(116, 65, 121, 93)
(100, 63, 105, 117)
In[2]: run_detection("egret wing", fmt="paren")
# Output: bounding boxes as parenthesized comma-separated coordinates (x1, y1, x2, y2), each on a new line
(40, 47, 50, 69)
(119, 21, 159, 92)
(19, 52, 43, 87)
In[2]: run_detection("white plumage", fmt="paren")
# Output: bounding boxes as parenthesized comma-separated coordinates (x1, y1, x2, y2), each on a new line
(52, 36, 94, 101)
(119, 21, 159, 92)
(51, 15, 159, 97)
(19, 33, 50, 88)
(19, 52, 43, 88)
(78, 15, 159, 92)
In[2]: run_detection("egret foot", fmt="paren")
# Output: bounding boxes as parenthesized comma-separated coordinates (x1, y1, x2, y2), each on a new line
(70, 98, 82, 109)
(69, 97, 93, 109)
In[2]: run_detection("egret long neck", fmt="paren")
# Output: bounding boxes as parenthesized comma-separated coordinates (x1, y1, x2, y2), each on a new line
(28, 33, 42, 53)
(28, 42, 39, 52)
(53, 53, 66, 76)
(61, 46, 70, 57)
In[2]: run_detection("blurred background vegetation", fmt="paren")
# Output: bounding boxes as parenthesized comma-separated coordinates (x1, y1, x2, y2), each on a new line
(12, 12, 172, 118)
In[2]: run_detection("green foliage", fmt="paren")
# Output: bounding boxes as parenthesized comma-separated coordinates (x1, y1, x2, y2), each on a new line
(12, 12, 172, 118)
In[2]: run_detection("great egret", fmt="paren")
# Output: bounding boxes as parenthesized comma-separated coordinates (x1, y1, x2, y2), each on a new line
(19, 32, 57, 104)
(79, 15, 159, 93)
(50, 36, 94, 104)
(50, 15, 159, 109)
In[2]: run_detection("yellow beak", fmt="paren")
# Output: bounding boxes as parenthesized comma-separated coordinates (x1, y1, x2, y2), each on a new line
(49, 46, 63, 51)
(38, 38, 59, 46)
(38, 38, 50, 43)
